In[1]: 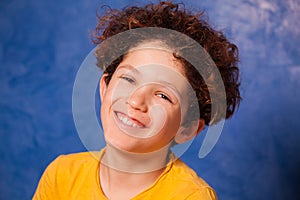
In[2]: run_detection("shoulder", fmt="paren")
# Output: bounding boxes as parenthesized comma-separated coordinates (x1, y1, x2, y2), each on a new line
(53, 151, 100, 165)
(170, 159, 212, 188)
(45, 151, 102, 178)
(135, 158, 217, 199)
(46, 151, 99, 170)
(137, 158, 218, 199)
(33, 151, 103, 199)
(162, 159, 218, 199)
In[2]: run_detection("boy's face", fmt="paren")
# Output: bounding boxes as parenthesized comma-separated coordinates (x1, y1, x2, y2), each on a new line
(100, 44, 201, 153)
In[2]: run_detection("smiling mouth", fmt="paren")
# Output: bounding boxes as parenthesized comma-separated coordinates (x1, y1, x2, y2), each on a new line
(115, 112, 145, 128)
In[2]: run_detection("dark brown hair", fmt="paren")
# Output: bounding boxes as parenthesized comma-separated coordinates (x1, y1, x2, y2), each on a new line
(92, 1, 241, 125)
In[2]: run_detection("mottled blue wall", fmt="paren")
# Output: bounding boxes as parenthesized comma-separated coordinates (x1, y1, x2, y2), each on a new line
(0, 0, 299, 199)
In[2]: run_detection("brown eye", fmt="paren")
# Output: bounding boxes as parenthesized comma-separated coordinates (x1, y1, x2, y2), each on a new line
(156, 93, 172, 103)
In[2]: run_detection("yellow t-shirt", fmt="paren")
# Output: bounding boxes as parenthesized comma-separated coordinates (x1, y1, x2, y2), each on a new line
(33, 149, 217, 200)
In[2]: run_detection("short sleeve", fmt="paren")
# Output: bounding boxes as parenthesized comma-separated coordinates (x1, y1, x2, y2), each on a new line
(185, 187, 218, 200)
(32, 156, 62, 200)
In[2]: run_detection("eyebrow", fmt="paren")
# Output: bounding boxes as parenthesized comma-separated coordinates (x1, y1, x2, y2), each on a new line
(156, 80, 181, 96)
(117, 64, 141, 75)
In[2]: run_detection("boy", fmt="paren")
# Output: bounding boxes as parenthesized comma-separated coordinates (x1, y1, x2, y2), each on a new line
(34, 1, 240, 199)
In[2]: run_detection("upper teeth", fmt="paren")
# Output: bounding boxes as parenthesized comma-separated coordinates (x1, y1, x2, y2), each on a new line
(117, 113, 142, 128)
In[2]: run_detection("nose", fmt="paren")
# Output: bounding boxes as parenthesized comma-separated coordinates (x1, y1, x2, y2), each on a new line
(127, 86, 149, 112)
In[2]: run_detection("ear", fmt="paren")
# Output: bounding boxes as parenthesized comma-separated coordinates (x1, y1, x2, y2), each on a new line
(99, 74, 108, 102)
(174, 119, 205, 144)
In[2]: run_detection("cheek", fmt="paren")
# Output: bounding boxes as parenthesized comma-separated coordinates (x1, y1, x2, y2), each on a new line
(163, 107, 182, 131)
(101, 83, 116, 107)
(170, 105, 181, 122)
(100, 88, 113, 128)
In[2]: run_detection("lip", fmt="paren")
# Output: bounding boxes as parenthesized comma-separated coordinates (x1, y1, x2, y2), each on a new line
(114, 111, 146, 128)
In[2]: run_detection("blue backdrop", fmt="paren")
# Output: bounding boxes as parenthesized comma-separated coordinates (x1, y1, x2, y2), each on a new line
(1, 0, 299, 199)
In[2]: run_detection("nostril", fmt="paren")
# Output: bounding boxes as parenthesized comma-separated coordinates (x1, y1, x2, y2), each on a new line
(127, 93, 148, 112)
(126, 85, 151, 112)
(127, 97, 147, 112)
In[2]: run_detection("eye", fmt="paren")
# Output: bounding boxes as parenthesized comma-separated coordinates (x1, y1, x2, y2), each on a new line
(120, 76, 135, 84)
(156, 93, 172, 103)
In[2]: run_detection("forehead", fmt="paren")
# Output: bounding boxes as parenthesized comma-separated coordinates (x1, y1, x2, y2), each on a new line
(120, 41, 186, 76)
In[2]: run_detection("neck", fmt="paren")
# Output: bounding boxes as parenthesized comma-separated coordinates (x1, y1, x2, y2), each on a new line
(101, 143, 171, 173)
(99, 144, 171, 199)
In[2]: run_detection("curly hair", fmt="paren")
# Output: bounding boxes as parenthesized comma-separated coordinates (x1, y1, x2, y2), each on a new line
(92, 1, 241, 126)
